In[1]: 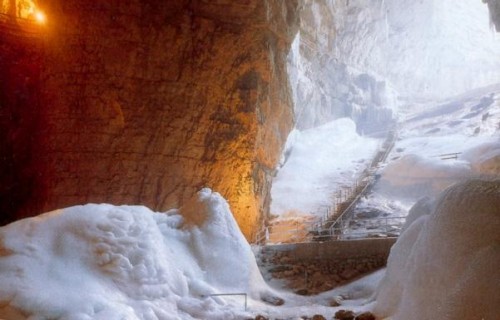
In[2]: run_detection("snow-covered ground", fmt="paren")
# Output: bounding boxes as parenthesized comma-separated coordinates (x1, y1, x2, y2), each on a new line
(345, 84, 500, 236)
(0, 189, 382, 319)
(270, 118, 380, 219)
(0, 189, 259, 319)
(367, 86, 499, 205)
(1, 182, 497, 319)
(280, 0, 500, 239)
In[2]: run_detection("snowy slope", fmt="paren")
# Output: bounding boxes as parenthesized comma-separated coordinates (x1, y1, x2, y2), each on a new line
(279, 0, 500, 230)
(376, 85, 500, 201)
(270, 118, 380, 218)
(271, 85, 500, 239)
(342, 84, 500, 237)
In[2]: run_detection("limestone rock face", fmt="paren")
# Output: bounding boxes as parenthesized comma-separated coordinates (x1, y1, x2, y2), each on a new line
(0, 22, 44, 226)
(287, 0, 338, 130)
(288, 0, 500, 126)
(485, 0, 500, 31)
(0, 0, 300, 239)
(287, 0, 395, 133)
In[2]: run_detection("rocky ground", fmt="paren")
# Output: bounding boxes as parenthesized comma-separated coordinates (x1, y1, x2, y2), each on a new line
(252, 310, 376, 320)
(259, 251, 386, 296)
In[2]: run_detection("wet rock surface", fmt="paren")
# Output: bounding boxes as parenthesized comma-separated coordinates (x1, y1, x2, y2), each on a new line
(0, 0, 300, 239)
(334, 310, 355, 320)
(354, 312, 376, 320)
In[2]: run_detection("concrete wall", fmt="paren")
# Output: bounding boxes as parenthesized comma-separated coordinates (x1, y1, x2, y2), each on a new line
(263, 238, 397, 261)
(259, 238, 397, 294)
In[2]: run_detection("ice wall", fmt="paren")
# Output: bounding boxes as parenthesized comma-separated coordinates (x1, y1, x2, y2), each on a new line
(0, 189, 271, 319)
(485, 0, 500, 31)
(374, 179, 500, 320)
(288, 0, 500, 128)
(288, 0, 396, 133)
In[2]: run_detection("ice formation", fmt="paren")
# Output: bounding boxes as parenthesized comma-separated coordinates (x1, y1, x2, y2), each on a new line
(0, 188, 389, 319)
(0, 189, 267, 320)
(288, 0, 500, 131)
(329, 0, 500, 100)
(376, 153, 472, 200)
(374, 179, 500, 320)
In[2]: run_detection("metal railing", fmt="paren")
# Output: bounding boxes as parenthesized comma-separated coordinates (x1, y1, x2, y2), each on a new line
(311, 127, 398, 234)
(253, 126, 399, 245)
(313, 216, 407, 241)
(434, 152, 461, 160)
(259, 216, 406, 244)
(201, 293, 247, 311)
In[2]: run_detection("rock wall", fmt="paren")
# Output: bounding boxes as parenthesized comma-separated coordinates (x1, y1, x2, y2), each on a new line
(485, 0, 500, 31)
(288, 0, 500, 122)
(0, 19, 44, 226)
(0, 0, 300, 239)
(332, 0, 500, 101)
(287, 0, 395, 133)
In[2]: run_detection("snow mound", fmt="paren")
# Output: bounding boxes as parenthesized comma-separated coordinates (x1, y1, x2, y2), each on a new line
(374, 179, 500, 320)
(461, 141, 500, 175)
(377, 154, 471, 200)
(400, 196, 435, 232)
(0, 188, 267, 320)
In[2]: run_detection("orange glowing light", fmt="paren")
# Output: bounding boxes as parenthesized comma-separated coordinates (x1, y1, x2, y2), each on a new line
(34, 10, 46, 24)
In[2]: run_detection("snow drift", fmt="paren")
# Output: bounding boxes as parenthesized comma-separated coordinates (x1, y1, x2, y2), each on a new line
(377, 139, 500, 201)
(271, 118, 378, 217)
(461, 141, 500, 176)
(0, 189, 269, 320)
(374, 179, 500, 320)
(377, 153, 472, 200)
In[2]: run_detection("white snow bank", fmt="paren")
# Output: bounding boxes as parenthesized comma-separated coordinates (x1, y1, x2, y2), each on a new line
(377, 154, 472, 200)
(374, 179, 500, 320)
(400, 196, 434, 232)
(271, 118, 379, 217)
(378, 140, 500, 201)
(254, 269, 385, 320)
(461, 141, 500, 175)
(0, 189, 269, 320)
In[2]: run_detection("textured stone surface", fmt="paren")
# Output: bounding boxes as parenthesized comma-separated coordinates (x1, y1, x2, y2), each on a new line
(334, 310, 355, 320)
(0, 19, 44, 226)
(485, 0, 500, 31)
(287, 0, 394, 133)
(0, 0, 300, 239)
(260, 251, 387, 295)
